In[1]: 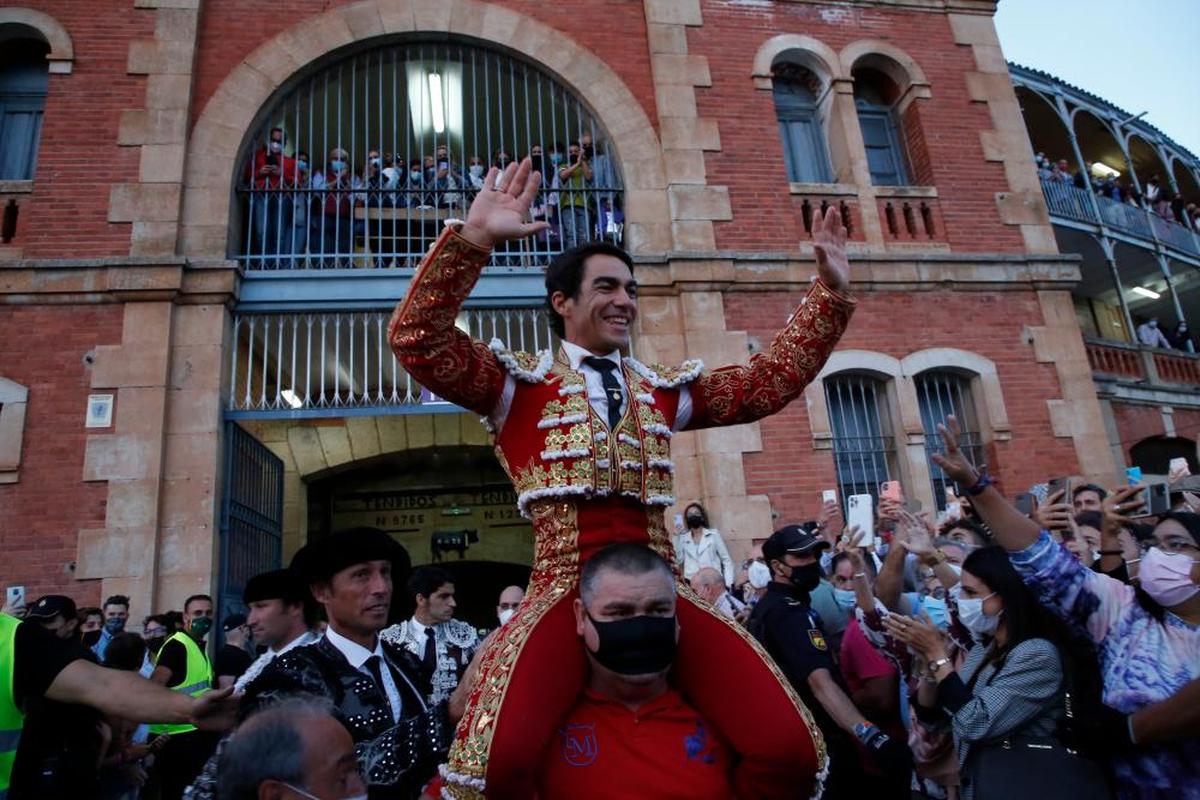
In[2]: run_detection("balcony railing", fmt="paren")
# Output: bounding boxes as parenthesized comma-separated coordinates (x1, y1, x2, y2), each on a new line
(1085, 338, 1146, 380)
(1041, 178, 1200, 257)
(236, 186, 622, 271)
(1085, 336, 1200, 388)
(228, 306, 558, 415)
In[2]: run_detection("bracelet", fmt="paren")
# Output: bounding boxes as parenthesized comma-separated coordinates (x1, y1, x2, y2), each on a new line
(1098, 549, 1124, 556)
(1126, 557, 1141, 565)
(924, 548, 948, 566)
(965, 469, 994, 496)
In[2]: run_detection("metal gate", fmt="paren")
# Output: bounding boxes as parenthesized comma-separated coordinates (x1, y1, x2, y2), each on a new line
(218, 422, 284, 624)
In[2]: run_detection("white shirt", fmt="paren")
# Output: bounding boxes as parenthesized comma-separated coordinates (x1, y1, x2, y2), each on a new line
(324, 625, 409, 723)
(491, 340, 693, 432)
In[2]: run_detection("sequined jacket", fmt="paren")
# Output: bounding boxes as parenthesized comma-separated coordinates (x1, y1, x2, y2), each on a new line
(380, 619, 480, 705)
(388, 225, 856, 522)
(241, 637, 452, 798)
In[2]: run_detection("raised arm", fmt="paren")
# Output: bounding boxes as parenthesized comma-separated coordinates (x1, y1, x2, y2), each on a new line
(685, 208, 856, 429)
(387, 159, 549, 416)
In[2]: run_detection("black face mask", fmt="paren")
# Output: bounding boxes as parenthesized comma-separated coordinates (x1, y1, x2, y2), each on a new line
(586, 613, 676, 676)
(146, 636, 167, 655)
(685, 515, 703, 527)
(787, 562, 823, 593)
(81, 629, 102, 647)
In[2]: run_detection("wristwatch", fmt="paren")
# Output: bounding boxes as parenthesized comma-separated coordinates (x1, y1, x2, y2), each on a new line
(928, 657, 952, 677)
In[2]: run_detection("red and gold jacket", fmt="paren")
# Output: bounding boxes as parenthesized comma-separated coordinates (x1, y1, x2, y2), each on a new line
(388, 225, 855, 558)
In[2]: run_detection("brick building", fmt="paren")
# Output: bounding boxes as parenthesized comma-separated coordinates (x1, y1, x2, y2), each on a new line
(2, 0, 1153, 625)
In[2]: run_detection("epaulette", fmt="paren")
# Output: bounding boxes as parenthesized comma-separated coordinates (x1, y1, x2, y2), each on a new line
(489, 338, 553, 383)
(624, 356, 705, 388)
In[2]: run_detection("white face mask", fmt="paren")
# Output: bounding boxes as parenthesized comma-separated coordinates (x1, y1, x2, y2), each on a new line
(469, 164, 484, 177)
(747, 561, 771, 589)
(1138, 547, 1199, 607)
(497, 608, 516, 627)
(283, 782, 366, 800)
(954, 587, 1000, 637)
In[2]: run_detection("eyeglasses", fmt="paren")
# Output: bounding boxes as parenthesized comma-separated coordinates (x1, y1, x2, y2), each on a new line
(1138, 539, 1200, 555)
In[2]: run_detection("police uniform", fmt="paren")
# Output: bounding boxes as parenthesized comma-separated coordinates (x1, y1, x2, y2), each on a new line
(747, 525, 871, 800)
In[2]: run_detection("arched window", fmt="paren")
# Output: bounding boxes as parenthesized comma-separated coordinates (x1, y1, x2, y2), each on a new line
(0, 39, 49, 180)
(825, 373, 895, 502)
(235, 40, 622, 270)
(915, 370, 983, 509)
(772, 63, 831, 184)
(853, 68, 909, 187)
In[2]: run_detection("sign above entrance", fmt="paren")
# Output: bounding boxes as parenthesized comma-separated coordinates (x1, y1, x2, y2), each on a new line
(333, 484, 533, 566)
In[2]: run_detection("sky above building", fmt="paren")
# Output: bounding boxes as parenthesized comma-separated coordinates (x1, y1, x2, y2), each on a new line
(994, 0, 1200, 156)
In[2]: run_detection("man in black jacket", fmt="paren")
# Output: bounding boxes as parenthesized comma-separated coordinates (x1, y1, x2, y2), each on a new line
(241, 528, 478, 799)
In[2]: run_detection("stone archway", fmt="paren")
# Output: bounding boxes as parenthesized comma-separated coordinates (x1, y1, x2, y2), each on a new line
(179, 0, 671, 259)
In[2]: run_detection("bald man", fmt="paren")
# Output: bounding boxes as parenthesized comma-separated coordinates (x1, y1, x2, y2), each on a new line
(689, 567, 745, 621)
(496, 585, 526, 628)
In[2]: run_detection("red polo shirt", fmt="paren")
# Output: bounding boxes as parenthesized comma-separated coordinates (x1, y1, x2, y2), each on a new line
(538, 686, 734, 799)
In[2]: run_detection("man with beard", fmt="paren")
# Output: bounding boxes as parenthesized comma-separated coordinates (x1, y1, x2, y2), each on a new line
(748, 525, 911, 798)
(241, 528, 477, 799)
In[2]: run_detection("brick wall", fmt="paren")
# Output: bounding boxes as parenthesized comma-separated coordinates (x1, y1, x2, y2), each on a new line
(726, 288, 1076, 524)
(0, 305, 124, 605)
(190, 0, 659, 135)
(691, 1, 1027, 254)
(9, 1, 152, 259)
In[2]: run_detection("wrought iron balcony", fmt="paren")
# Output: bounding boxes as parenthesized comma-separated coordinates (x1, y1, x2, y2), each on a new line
(235, 186, 622, 271)
(227, 306, 560, 417)
(1041, 178, 1200, 258)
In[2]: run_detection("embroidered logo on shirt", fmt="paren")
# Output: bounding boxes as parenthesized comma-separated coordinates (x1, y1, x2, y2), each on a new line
(808, 629, 828, 650)
(684, 720, 717, 764)
(560, 723, 598, 767)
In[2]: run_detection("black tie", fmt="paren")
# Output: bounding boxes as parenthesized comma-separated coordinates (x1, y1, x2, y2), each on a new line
(364, 654, 386, 694)
(422, 627, 437, 673)
(583, 356, 623, 429)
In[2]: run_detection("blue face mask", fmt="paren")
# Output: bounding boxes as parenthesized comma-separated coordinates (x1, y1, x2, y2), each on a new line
(833, 588, 857, 612)
(329, 159, 347, 173)
(921, 595, 949, 629)
(296, 160, 308, 172)
(550, 153, 563, 165)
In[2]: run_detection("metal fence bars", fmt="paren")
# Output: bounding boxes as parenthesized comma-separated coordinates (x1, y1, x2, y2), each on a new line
(218, 422, 284, 621)
(915, 370, 984, 510)
(228, 306, 559, 416)
(825, 374, 896, 504)
(235, 40, 624, 270)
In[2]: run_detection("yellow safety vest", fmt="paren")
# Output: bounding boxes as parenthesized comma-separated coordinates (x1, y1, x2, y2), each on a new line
(0, 613, 25, 800)
(148, 631, 211, 735)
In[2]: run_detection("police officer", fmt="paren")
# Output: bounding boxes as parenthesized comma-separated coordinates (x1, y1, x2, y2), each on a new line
(747, 525, 911, 799)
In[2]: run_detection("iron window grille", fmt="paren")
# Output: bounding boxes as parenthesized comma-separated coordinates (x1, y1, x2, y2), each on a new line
(825, 374, 896, 506)
(234, 40, 623, 271)
(916, 370, 984, 510)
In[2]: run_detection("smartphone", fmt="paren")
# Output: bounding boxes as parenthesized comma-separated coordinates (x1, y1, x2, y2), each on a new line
(846, 494, 875, 549)
(1014, 492, 1036, 516)
(821, 489, 837, 505)
(1170, 457, 1190, 477)
(1132, 482, 1171, 517)
(1048, 476, 1072, 502)
(1126, 466, 1143, 486)
(880, 481, 903, 502)
(438, 161, 449, 170)
(672, 513, 684, 533)
(5, 586, 24, 608)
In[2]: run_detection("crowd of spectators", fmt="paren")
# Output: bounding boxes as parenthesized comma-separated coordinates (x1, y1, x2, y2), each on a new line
(1035, 152, 1200, 233)
(240, 127, 623, 268)
(4, 415, 1198, 799)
